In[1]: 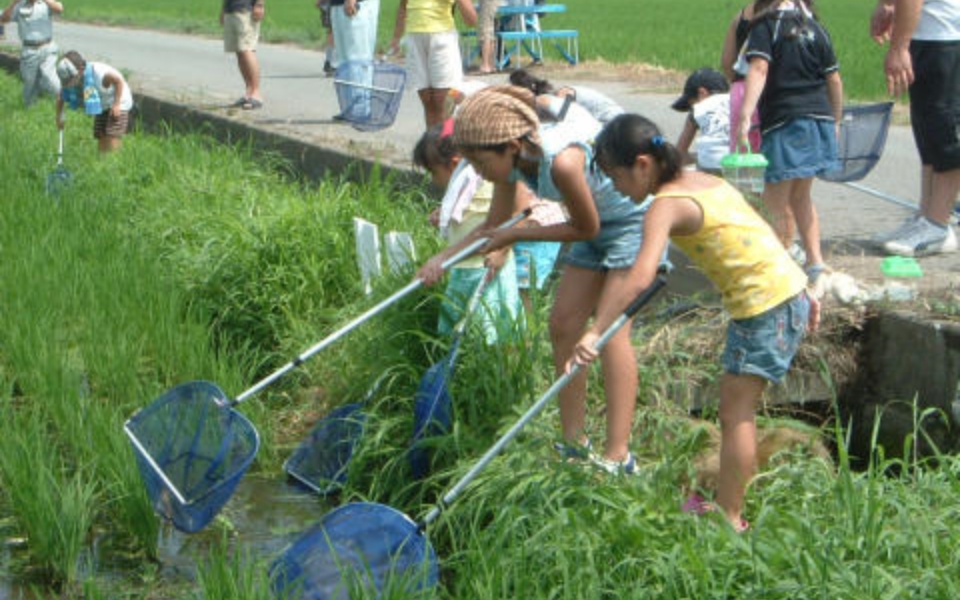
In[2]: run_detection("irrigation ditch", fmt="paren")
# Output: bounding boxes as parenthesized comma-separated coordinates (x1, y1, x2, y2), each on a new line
(2, 51, 958, 464)
(3, 49, 960, 598)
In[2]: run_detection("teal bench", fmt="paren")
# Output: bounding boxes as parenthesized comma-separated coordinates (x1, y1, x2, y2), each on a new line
(460, 27, 579, 71)
(536, 29, 578, 65)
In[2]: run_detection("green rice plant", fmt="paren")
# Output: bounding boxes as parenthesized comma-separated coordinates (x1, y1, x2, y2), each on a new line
(0, 400, 99, 585)
(0, 76, 257, 556)
(192, 532, 279, 600)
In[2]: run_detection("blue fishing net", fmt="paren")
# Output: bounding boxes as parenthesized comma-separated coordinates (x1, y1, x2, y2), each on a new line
(334, 60, 406, 132)
(123, 381, 259, 533)
(819, 102, 893, 183)
(284, 403, 366, 495)
(409, 360, 453, 480)
(270, 502, 438, 600)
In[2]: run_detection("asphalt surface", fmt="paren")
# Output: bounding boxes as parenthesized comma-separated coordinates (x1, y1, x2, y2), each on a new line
(2, 20, 957, 292)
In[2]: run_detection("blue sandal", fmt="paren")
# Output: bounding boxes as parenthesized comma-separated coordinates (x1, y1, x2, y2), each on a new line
(553, 439, 593, 461)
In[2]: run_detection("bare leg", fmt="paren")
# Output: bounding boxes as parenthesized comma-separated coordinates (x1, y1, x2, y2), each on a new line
(924, 167, 960, 225)
(787, 177, 824, 267)
(549, 265, 605, 449)
(99, 137, 121, 154)
(418, 88, 449, 127)
(761, 179, 795, 248)
(236, 50, 261, 101)
(479, 40, 496, 73)
(598, 321, 637, 461)
(715, 372, 767, 528)
(550, 266, 638, 461)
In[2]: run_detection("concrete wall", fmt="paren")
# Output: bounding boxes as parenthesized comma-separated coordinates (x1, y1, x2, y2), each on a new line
(841, 311, 960, 462)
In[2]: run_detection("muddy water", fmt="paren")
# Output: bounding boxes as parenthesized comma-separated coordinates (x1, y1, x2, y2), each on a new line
(157, 475, 333, 578)
(1, 475, 336, 596)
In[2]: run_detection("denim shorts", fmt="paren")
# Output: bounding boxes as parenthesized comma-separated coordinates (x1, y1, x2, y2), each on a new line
(721, 291, 810, 384)
(563, 214, 643, 271)
(514, 240, 562, 290)
(762, 118, 838, 184)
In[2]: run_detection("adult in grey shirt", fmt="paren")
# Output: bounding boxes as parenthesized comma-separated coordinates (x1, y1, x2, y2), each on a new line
(0, 0, 63, 107)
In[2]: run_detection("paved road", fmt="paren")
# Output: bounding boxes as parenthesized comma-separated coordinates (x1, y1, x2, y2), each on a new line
(3, 21, 957, 287)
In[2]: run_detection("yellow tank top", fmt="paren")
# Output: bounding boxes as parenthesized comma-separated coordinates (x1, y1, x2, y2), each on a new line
(660, 179, 808, 319)
(407, 0, 456, 33)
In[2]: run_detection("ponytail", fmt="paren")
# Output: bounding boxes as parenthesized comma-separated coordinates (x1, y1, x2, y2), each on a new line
(594, 114, 683, 186)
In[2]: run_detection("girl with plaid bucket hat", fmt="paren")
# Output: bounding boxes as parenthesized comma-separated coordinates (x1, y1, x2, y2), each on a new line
(417, 85, 662, 475)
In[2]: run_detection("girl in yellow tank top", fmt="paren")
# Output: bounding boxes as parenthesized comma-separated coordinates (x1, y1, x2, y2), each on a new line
(574, 113, 820, 533)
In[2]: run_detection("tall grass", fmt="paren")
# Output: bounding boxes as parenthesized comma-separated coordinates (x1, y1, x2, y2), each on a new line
(0, 397, 99, 584)
(63, 0, 889, 99)
(192, 533, 280, 600)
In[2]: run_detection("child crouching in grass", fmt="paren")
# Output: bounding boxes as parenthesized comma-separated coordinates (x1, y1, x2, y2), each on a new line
(572, 113, 820, 531)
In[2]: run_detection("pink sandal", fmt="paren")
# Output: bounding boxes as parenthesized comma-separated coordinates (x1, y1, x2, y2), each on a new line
(682, 494, 750, 533)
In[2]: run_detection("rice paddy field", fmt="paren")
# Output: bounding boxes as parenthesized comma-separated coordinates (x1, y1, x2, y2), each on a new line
(65, 0, 890, 100)
(2, 61, 960, 598)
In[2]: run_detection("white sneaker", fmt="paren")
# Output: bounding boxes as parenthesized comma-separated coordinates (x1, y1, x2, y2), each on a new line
(589, 452, 638, 476)
(871, 213, 921, 246)
(883, 218, 958, 257)
(787, 242, 807, 266)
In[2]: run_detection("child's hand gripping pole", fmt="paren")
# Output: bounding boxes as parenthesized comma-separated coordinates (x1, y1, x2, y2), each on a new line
(232, 208, 532, 404)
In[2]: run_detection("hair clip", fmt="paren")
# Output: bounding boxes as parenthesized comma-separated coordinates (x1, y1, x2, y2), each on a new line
(440, 118, 455, 139)
(651, 135, 665, 148)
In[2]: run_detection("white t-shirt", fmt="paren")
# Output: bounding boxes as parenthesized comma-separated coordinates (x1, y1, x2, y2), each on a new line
(691, 93, 730, 171)
(915, 0, 960, 41)
(90, 62, 134, 111)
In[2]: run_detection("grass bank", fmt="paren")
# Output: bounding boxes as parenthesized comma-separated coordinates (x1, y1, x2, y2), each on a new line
(64, 0, 890, 100)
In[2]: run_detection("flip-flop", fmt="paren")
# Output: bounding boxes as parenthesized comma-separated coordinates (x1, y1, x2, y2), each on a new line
(241, 98, 263, 110)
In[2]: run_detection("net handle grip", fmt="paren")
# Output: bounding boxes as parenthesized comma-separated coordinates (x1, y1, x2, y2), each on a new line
(232, 208, 532, 405)
(419, 274, 668, 528)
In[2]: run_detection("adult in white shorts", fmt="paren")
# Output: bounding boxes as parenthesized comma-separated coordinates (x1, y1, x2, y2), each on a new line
(389, 0, 477, 126)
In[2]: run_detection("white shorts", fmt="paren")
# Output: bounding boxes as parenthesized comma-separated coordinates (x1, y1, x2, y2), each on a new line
(404, 31, 463, 91)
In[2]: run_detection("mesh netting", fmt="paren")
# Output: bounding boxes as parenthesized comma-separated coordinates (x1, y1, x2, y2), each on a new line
(284, 402, 366, 495)
(271, 502, 438, 600)
(408, 360, 453, 480)
(819, 102, 894, 183)
(333, 60, 406, 132)
(124, 381, 259, 533)
(46, 165, 72, 198)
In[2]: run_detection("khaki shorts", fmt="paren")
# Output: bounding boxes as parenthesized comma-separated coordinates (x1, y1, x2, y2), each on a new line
(223, 11, 260, 53)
